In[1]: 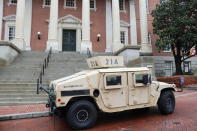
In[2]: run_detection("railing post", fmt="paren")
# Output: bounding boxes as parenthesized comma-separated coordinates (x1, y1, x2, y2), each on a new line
(40, 72, 42, 85)
(37, 78, 39, 94)
(47, 56, 49, 66)
(45, 59, 47, 68)
(42, 64, 45, 75)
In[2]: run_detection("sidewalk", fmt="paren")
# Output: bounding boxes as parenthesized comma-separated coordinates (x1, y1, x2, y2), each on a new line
(0, 104, 49, 121)
(0, 89, 196, 121)
(0, 89, 196, 131)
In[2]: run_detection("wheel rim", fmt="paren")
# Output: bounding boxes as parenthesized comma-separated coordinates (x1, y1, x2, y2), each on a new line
(167, 98, 172, 105)
(167, 97, 174, 109)
(76, 110, 89, 122)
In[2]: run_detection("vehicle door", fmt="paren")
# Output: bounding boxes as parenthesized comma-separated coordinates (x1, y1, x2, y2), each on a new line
(100, 72, 128, 108)
(128, 72, 151, 105)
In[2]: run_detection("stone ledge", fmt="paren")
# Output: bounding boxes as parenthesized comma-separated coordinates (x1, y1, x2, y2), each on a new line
(0, 41, 21, 66)
(0, 41, 21, 53)
(114, 45, 141, 55)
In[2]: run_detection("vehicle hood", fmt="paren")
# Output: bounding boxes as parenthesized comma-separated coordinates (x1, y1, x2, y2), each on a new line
(49, 70, 99, 90)
(152, 81, 176, 90)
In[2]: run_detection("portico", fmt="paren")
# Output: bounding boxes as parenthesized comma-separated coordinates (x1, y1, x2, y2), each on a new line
(1, 0, 152, 54)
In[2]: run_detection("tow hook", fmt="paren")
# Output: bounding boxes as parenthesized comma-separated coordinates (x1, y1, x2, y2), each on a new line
(46, 103, 50, 108)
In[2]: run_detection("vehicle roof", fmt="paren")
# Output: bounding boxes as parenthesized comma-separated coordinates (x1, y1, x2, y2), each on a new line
(97, 67, 149, 73)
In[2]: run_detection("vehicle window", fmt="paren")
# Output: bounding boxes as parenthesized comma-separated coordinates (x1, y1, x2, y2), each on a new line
(106, 75, 122, 86)
(135, 74, 152, 84)
(135, 74, 144, 83)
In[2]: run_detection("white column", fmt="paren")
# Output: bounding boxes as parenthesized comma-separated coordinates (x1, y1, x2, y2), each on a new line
(81, 0, 92, 53)
(139, 0, 152, 53)
(0, 0, 3, 40)
(112, 0, 122, 52)
(14, 0, 26, 50)
(47, 0, 59, 51)
(105, 0, 113, 52)
(129, 0, 137, 46)
(24, 0, 32, 50)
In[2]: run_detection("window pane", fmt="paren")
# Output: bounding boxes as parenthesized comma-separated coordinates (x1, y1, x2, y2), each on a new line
(66, 0, 75, 7)
(90, 0, 95, 9)
(8, 26, 15, 41)
(184, 61, 191, 73)
(106, 75, 122, 86)
(11, 0, 17, 4)
(45, 0, 51, 6)
(119, 0, 124, 11)
(120, 31, 125, 44)
(163, 44, 171, 52)
(135, 74, 144, 83)
(164, 61, 172, 76)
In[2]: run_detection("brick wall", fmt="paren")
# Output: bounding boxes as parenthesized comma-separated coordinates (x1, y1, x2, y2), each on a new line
(157, 76, 197, 88)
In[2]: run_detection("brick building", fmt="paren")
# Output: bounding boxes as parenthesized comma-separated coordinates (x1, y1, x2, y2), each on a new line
(0, 0, 196, 76)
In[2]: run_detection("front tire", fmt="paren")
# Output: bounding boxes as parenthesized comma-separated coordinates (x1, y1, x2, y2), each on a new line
(66, 100, 97, 130)
(158, 90, 175, 115)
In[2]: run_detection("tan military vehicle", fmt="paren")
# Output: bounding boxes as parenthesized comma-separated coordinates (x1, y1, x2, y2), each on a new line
(38, 56, 177, 130)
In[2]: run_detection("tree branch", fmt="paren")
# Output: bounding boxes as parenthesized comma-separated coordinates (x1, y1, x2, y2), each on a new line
(181, 54, 197, 62)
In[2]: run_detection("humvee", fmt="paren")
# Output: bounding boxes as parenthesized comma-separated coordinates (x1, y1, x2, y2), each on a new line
(38, 56, 177, 130)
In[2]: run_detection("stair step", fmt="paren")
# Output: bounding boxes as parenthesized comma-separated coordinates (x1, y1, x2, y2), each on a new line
(0, 90, 38, 94)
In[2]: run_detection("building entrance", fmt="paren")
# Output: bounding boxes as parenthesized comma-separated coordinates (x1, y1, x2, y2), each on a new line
(62, 29, 76, 51)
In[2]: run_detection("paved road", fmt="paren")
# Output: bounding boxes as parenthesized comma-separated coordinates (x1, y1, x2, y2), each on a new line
(0, 90, 196, 131)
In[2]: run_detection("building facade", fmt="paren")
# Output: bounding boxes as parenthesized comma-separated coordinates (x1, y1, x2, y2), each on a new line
(0, 0, 197, 76)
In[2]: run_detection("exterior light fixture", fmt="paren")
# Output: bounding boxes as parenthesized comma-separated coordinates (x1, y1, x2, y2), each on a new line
(37, 32, 41, 40)
(97, 34, 101, 42)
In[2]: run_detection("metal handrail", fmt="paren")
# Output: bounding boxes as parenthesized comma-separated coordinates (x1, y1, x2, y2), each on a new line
(37, 47, 52, 94)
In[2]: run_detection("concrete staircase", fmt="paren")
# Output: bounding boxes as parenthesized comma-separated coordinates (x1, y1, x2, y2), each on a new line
(0, 51, 89, 106)
(43, 52, 88, 82)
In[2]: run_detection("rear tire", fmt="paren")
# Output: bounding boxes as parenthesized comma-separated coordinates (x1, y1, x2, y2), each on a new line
(66, 100, 97, 130)
(158, 90, 175, 115)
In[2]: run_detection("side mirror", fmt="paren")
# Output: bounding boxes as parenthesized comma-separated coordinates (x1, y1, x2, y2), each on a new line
(142, 74, 149, 85)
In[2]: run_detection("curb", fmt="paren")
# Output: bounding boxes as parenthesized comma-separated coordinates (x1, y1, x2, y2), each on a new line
(185, 86, 197, 90)
(0, 111, 50, 121)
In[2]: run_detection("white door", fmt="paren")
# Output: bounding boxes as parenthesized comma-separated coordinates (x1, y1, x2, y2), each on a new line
(100, 73, 128, 108)
(128, 72, 150, 105)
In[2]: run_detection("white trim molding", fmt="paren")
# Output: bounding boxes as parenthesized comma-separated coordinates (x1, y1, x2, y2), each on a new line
(120, 20, 130, 27)
(3, 15, 16, 41)
(146, 0, 150, 14)
(24, 0, 32, 50)
(129, 0, 138, 45)
(47, 0, 59, 51)
(64, 0, 77, 10)
(81, 0, 92, 53)
(139, 0, 152, 53)
(105, 0, 113, 52)
(112, 0, 122, 52)
(120, 20, 129, 46)
(58, 15, 82, 52)
(14, 0, 26, 50)
(0, 0, 3, 40)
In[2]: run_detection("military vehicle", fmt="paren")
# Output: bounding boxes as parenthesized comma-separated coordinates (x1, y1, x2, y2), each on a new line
(37, 56, 177, 130)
